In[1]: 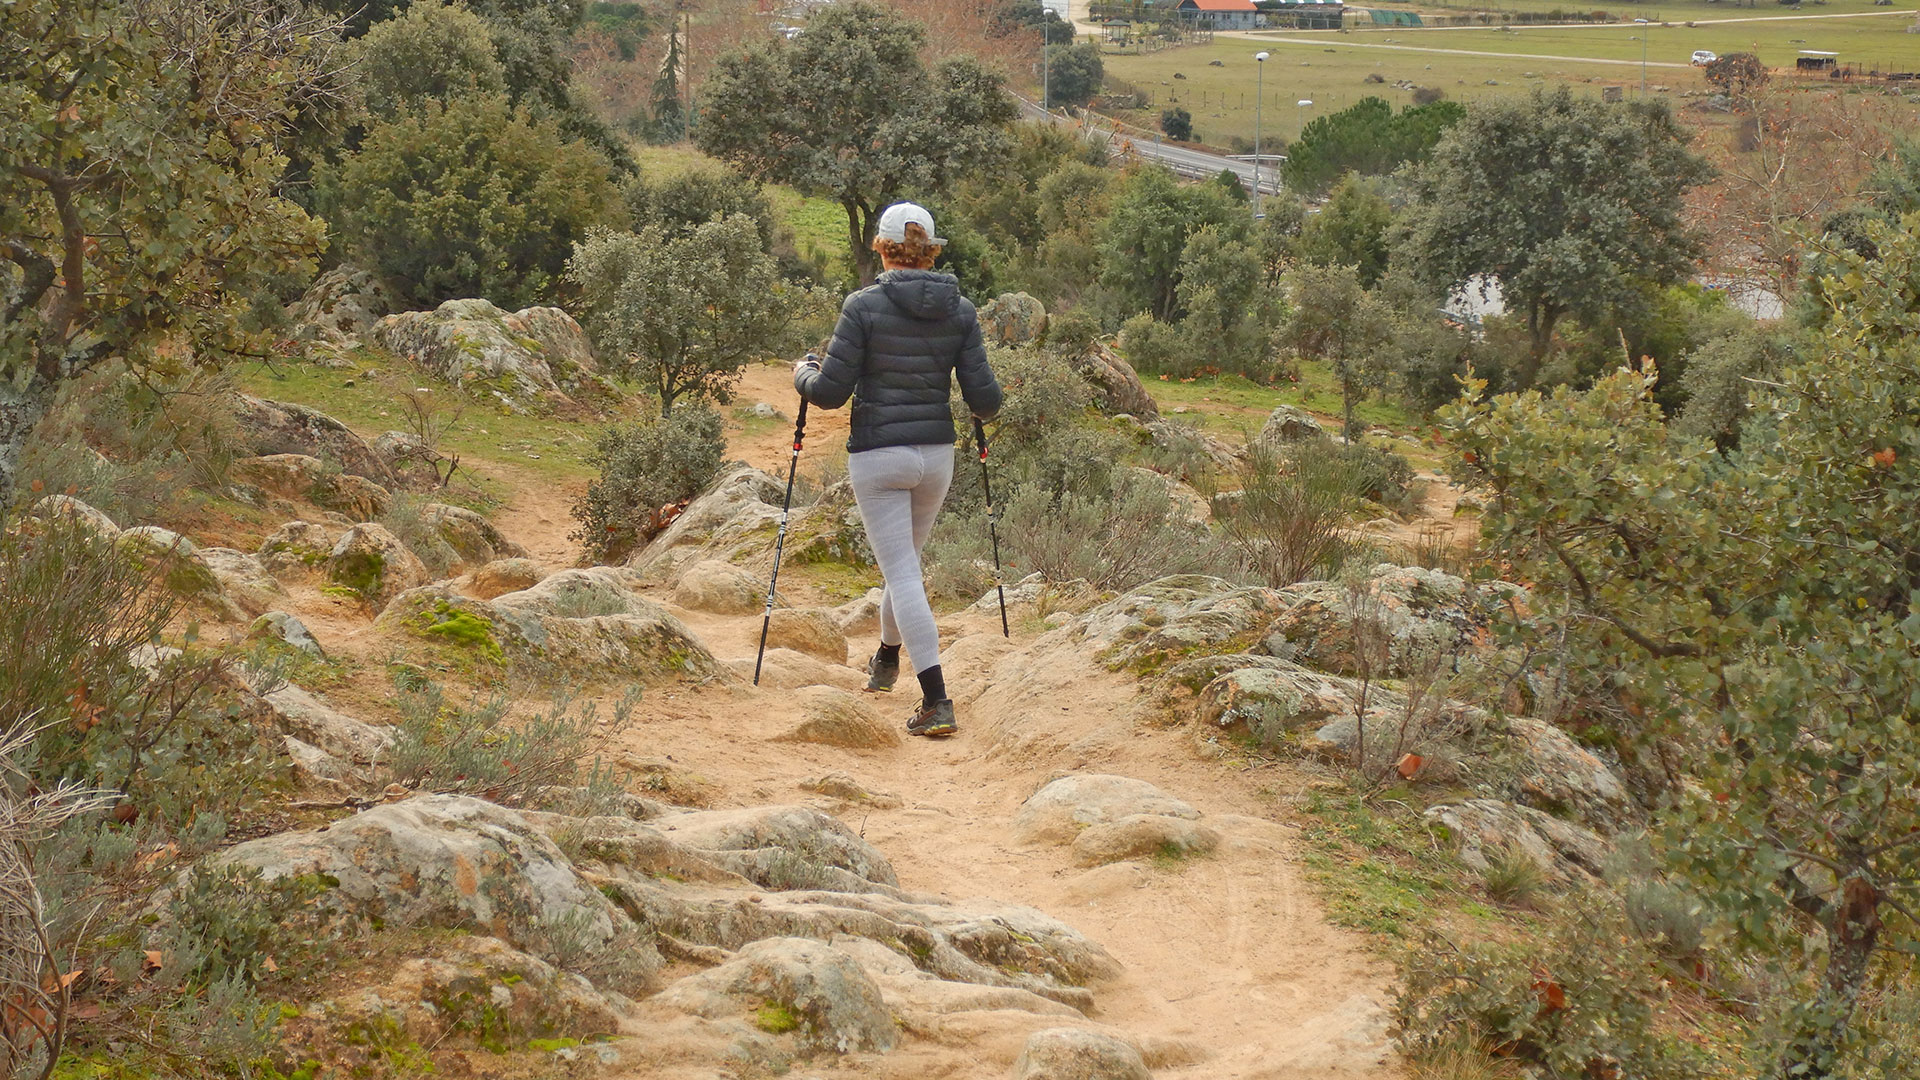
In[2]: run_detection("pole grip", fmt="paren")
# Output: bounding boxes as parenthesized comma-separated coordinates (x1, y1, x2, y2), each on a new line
(794, 397, 809, 451)
(972, 416, 988, 462)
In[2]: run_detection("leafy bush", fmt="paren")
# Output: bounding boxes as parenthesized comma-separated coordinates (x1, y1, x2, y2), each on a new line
(1307, 436, 1415, 509)
(350, 0, 507, 118)
(571, 404, 725, 563)
(1216, 439, 1410, 588)
(322, 93, 626, 309)
(387, 677, 639, 807)
(1161, 106, 1193, 141)
(1395, 896, 1712, 1080)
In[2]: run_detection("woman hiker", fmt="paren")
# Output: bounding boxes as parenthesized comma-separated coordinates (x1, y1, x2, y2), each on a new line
(794, 202, 1002, 739)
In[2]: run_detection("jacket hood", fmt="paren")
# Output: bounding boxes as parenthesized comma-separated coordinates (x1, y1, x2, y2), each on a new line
(878, 269, 961, 321)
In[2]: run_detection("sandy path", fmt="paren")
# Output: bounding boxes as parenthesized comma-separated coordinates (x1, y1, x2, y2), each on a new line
(1215, 32, 1694, 67)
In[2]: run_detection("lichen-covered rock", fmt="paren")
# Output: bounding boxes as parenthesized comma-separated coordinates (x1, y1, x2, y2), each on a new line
(218, 795, 662, 981)
(1069, 814, 1219, 868)
(194, 547, 287, 619)
(783, 480, 873, 567)
(1262, 564, 1517, 677)
(287, 264, 395, 345)
(1190, 661, 1359, 746)
(628, 464, 787, 582)
(30, 494, 119, 536)
(1068, 576, 1286, 668)
(979, 292, 1048, 347)
(319, 935, 631, 1049)
(763, 608, 847, 665)
(119, 525, 194, 557)
(244, 681, 393, 765)
(1014, 1027, 1153, 1080)
(378, 578, 726, 684)
(656, 804, 899, 893)
(1424, 798, 1609, 882)
(1256, 404, 1326, 445)
(232, 453, 392, 520)
(1074, 341, 1158, 419)
(249, 611, 325, 657)
(1013, 775, 1200, 846)
(652, 937, 898, 1054)
(256, 520, 339, 576)
(772, 686, 900, 749)
(326, 523, 429, 612)
(510, 305, 597, 375)
(421, 502, 526, 567)
(371, 299, 588, 411)
(1501, 717, 1639, 834)
(674, 559, 765, 615)
(466, 557, 545, 600)
(230, 395, 396, 486)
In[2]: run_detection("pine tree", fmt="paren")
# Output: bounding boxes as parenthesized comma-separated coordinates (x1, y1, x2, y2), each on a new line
(651, 20, 686, 144)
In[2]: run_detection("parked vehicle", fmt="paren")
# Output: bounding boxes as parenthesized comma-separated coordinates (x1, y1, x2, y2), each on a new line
(1692, 49, 1719, 65)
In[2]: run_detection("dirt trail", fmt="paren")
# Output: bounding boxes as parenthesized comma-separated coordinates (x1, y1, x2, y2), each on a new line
(265, 365, 1408, 1077)
(445, 395, 1409, 1079)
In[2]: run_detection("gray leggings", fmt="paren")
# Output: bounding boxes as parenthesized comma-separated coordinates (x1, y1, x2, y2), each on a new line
(847, 444, 954, 674)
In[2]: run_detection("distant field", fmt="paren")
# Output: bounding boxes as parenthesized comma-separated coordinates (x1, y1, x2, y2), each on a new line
(1401, 0, 1914, 18)
(1102, 10, 1920, 146)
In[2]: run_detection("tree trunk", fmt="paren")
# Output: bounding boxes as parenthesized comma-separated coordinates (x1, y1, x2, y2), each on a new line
(0, 374, 56, 509)
(844, 199, 878, 286)
(1340, 368, 1358, 445)
(1773, 876, 1881, 1080)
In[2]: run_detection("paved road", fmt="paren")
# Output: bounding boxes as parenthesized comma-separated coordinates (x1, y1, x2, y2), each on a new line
(1019, 97, 1284, 195)
(1214, 33, 1695, 68)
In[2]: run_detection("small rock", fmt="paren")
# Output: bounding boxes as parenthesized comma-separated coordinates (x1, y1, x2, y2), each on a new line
(831, 588, 885, 636)
(30, 495, 120, 536)
(1069, 814, 1219, 868)
(799, 772, 903, 809)
(763, 608, 847, 665)
(466, 557, 546, 600)
(249, 611, 325, 658)
(1256, 405, 1325, 446)
(1013, 1027, 1152, 1080)
(1014, 775, 1200, 847)
(256, 520, 339, 576)
(774, 687, 901, 749)
(752, 401, 779, 419)
(978, 292, 1048, 347)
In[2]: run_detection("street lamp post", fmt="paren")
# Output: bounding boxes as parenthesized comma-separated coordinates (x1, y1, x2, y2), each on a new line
(1252, 51, 1269, 216)
(1634, 18, 1649, 97)
(1043, 15, 1050, 111)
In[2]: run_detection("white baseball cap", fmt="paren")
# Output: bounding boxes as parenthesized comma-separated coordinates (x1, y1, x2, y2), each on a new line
(876, 202, 947, 246)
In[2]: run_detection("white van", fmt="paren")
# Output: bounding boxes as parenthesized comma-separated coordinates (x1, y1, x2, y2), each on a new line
(1691, 50, 1718, 65)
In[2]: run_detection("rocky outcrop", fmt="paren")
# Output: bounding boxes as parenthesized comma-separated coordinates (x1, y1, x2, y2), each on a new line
(288, 264, 395, 346)
(1499, 717, 1641, 834)
(256, 520, 339, 576)
(630, 465, 871, 584)
(979, 292, 1048, 347)
(1075, 342, 1159, 420)
(652, 937, 897, 1054)
(232, 453, 393, 520)
(192, 547, 288, 619)
(1069, 575, 1287, 668)
(1261, 564, 1518, 677)
(326, 523, 429, 612)
(371, 299, 597, 412)
(230, 395, 396, 486)
(1256, 404, 1326, 446)
(673, 558, 765, 615)
(249, 611, 325, 657)
(465, 557, 545, 599)
(421, 502, 526, 567)
(30, 494, 119, 536)
(1424, 798, 1610, 882)
(378, 572, 726, 684)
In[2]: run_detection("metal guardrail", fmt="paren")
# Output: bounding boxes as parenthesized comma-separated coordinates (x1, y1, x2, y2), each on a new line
(1014, 94, 1285, 196)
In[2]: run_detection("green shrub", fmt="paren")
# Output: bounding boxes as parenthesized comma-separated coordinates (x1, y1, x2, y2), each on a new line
(350, 0, 507, 118)
(1480, 848, 1545, 908)
(378, 494, 460, 577)
(1216, 443, 1362, 587)
(1302, 436, 1415, 510)
(1394, 896, 1711, 1080)
(387, 677, 639, 808)
(322, 93, 626, 309)
(570, 404, 726, 563)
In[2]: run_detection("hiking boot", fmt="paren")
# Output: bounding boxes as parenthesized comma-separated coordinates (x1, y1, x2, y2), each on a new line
(906, 698, 957, 738)
(865, 649, 900, 693)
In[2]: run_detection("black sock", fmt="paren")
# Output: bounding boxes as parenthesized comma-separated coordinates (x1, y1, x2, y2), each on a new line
(917, 665, 946, 705)
(877, 642, 901, 664)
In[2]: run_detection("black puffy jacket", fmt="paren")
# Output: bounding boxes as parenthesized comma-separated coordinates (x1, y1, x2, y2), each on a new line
(795, 269, 1002, 452)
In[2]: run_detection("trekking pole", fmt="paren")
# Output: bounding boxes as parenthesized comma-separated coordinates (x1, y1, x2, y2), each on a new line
(972, 417, 1010, 638)
(754, 390, 810, 685)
